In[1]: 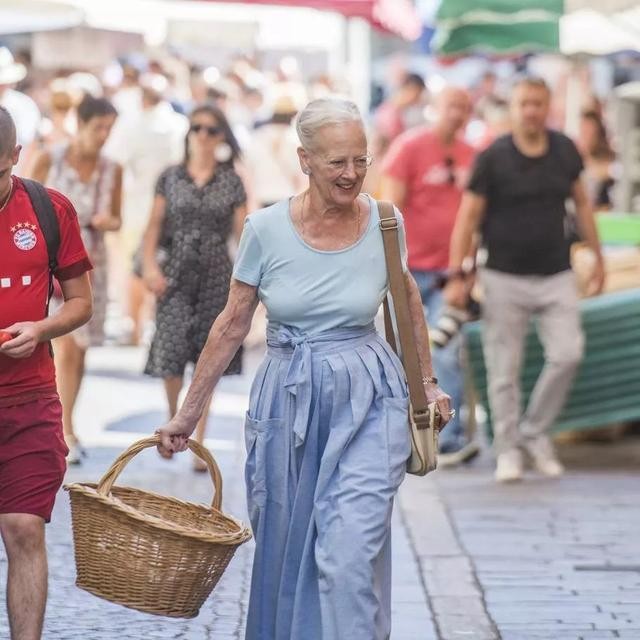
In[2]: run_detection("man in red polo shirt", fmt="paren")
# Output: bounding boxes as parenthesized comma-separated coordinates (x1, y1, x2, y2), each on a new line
(0, 106, 92, 640)
(380, 86, 478, 466)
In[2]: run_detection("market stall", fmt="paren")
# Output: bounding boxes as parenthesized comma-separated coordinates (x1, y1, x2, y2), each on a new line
(463, 210, 640, 438)
(464, 287, 640, 437)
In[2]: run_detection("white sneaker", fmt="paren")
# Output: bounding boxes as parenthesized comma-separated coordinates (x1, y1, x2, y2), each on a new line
(526, 437, 565, 477)
(495, 450, 524, 483)
(535, 457, 565, 477)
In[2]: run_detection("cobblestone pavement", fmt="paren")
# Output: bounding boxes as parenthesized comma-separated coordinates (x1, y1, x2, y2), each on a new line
(1, 345, 638, 640)
(400, 438, 640, 640)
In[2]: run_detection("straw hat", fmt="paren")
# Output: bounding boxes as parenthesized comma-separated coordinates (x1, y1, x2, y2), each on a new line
(272, 94, 298, 117)
(49, 78, 74, 112)
(0, 48, 27, 86)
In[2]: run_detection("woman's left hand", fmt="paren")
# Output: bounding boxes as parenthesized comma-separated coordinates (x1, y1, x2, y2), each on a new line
(424, 383, 452, 431)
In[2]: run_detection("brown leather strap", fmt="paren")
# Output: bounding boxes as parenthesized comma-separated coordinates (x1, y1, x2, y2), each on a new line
(382, 297, 397, 354)
(378, 201, 430, 420)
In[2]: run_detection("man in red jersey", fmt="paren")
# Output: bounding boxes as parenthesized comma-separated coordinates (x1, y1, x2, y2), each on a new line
(0, 105, 92, 640)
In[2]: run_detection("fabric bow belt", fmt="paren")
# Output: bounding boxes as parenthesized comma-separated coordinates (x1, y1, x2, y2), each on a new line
(267, 323, 376, 447)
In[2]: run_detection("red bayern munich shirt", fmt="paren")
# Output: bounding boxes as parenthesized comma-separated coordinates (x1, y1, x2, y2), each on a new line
(0, 177, 92, 406)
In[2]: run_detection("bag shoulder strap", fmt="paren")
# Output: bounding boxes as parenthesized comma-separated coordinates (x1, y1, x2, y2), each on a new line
(22, 178, 60, 274)
(377, 200, 430, 420)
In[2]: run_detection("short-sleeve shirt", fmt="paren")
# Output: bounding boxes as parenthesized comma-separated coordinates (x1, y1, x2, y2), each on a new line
(0, 177, 92, 406)
(374, 101, 405, 142)
(468, 130, 583, 276)
(232, 195, 408, 335)
(382, 127, 475, 271)
(155, 163, 246, 246)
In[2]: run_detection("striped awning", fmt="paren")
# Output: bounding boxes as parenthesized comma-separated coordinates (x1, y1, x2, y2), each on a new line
(433, 0, 640, 56)
(433, 0, 563, 55)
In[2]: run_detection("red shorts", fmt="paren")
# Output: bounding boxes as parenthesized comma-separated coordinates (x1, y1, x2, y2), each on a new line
(0, 394, 68, 523)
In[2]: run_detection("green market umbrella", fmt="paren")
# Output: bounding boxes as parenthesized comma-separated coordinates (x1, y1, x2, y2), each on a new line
(433, 0, 564, 56)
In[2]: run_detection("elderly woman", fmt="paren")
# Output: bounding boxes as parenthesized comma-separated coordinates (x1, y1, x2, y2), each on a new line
(157, 98, 451, 640)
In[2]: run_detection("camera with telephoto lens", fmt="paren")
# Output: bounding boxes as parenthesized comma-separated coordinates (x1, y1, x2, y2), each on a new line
(430, 298, 480, 349)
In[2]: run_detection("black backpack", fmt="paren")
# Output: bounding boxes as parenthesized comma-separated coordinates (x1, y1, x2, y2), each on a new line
(21, 178, 60, 310)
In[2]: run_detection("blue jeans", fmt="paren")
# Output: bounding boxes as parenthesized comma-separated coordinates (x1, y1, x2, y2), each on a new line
(412, 270, 467, 453)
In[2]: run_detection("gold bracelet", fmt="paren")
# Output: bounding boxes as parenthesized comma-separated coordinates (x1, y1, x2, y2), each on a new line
(422, 376, 439, 385)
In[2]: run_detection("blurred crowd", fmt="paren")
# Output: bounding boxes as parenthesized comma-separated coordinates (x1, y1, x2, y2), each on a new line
(367, 68, 617, 210)
(0, 44, 621, 467)
(1, 47, 619, 216)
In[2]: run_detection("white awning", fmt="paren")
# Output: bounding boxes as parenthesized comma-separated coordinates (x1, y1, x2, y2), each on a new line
(566, 0, 639, 14)
(0, 0, 83, 35)
(561, 7, 640, 55)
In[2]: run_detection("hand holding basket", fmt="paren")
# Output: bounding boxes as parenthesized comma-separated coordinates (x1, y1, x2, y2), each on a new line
(65, 436, 251, 618)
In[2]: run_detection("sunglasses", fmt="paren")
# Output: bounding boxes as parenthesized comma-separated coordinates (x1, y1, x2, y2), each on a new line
(190, 124, 223, 137)
(444, 156, 456, 185)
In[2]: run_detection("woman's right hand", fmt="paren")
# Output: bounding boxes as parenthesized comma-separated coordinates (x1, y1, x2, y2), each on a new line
(144, 266, 167, 297)
(156, 417, 194, 457)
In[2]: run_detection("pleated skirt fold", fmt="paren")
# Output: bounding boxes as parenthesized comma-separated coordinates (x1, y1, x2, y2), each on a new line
(244, 327, 410, 640)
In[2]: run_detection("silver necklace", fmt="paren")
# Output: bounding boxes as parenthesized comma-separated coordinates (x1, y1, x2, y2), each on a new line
(300, 191, 361, 245)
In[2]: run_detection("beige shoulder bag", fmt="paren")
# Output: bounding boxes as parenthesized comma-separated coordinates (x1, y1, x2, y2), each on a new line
(378, 200, 440, 476)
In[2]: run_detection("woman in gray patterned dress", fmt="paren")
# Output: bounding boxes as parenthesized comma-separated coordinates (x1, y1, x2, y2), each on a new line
(142, 104, 247, 470)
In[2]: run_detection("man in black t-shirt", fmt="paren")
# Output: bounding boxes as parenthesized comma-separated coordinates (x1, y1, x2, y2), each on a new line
(445, 77, 604, 483)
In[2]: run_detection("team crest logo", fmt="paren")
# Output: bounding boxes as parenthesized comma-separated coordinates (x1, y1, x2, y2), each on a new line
(10, 223, 38, 251)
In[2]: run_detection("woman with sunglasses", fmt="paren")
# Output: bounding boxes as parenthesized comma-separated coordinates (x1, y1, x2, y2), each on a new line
(142, 104, 247, 471)
(155, 98, 452, 639)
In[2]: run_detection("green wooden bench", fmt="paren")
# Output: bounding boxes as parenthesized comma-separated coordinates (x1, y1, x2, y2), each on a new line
(596, 213, 640, 246)
(462, 288, 640, 436)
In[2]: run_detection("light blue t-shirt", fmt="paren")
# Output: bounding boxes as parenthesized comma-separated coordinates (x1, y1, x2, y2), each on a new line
(232, 195, 408, 335)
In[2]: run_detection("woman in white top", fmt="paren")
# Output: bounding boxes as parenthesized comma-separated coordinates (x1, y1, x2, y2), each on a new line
(30, 96, 122, 464)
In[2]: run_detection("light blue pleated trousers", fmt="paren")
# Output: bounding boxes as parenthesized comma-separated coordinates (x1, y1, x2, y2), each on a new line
(244, 323, 411, 640)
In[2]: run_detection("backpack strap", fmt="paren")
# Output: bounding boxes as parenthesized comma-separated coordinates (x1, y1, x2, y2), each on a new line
(22, 178, 60, 313)
(22, 178, 59, 273)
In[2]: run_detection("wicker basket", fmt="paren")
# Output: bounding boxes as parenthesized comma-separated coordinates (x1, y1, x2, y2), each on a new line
(65, 436, 252, 618)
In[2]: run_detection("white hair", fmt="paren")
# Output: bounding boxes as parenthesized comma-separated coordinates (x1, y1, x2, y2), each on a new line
(296, 97, 363, 150)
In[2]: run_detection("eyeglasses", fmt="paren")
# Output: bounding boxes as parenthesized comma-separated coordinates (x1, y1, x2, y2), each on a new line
(323, 154, 373, 174)
(444, 156, 456, 185)
(190, 124, 223, 137)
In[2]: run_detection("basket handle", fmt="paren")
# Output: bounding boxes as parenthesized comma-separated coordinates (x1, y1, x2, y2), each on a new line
(96, 436, 223, 511)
